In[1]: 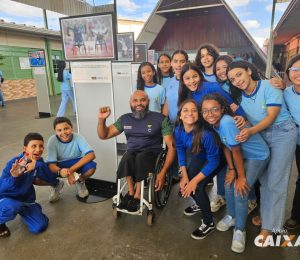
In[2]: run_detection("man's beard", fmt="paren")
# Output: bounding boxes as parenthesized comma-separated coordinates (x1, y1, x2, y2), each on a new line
(131, 104, 149, 119)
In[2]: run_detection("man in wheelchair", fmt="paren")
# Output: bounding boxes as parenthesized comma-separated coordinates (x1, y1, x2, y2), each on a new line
(97, 90, 175, 212)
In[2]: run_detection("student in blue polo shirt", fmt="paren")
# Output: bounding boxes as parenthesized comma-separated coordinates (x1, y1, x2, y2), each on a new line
(157, 53, 174, 90)
(137, 62, 165, 113)
(47, 117, 96, 199)
(163, 50, 189, 125)
(175, 99, 226, 240)
(195, 43, 219, 82)
(200, 93, 269, 253)
(227, 60, 297, 243)
(283, 55, 300, 230)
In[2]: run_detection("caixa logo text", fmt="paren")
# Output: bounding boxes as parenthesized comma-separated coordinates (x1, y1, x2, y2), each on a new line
(254, 235, 300, 247)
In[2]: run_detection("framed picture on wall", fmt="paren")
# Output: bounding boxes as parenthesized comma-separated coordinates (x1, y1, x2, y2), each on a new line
(60, 12, 117, 61)
(134, 43, 148, 63)
(28, 50, 46, 67)
(117, 32, 134, 62)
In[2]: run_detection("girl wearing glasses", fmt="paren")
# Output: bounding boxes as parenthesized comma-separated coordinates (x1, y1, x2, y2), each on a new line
(200, 93, 269, 253)
(174, 99, 225, 240)
(227, 60, 297, 244)
(283, 55, 300, 230)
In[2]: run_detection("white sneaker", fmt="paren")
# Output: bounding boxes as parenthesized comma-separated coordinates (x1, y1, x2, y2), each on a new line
(216, 215, 235, 231)
(248, 200, 257, 214)
(210, 196, 226, 212)
(75, 181, 89, 198)
(231, 229, 246, 253)
(49, 180, 64, 203)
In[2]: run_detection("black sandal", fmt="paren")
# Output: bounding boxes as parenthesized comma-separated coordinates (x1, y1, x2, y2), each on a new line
(0, 224, 11, 238)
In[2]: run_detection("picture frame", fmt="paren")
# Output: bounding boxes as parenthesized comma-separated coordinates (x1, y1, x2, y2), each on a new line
(28, 50, 46, 67)
(134, 43, 148, 63)
(117, 32, 134, 62)
(60, 12, 117, 61)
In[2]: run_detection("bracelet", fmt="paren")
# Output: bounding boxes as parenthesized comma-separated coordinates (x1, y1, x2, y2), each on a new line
(228, 168, 235, 171)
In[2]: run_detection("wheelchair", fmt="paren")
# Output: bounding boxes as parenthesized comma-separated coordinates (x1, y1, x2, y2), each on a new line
(112, 148, 173, 226)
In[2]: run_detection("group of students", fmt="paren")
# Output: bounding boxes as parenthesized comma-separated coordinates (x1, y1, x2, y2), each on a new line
(0, 117, 96, 239)
(1, 43, 300, 254)
(132, 44, 300, 253)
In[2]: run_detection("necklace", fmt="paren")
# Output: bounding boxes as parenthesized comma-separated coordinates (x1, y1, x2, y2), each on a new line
(245, 82, 258, 102)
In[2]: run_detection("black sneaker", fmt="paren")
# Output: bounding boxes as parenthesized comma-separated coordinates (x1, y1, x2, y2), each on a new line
(127, 198, 140, 212)
(184, 204, 201, 216)
(191, 220, 215, 240)
(117, 193, 133, 210)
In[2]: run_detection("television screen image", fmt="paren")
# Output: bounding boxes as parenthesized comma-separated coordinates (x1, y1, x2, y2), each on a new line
(28, 50, 46, 67)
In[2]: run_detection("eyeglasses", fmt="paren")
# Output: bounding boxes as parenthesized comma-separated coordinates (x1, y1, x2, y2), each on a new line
(288, 67, 300, 72)
(201, 107, 221, 116)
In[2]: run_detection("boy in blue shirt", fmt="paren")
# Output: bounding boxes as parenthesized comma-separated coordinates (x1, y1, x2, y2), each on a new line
(0, 132, 63, 238)
(47, 117, 96, 199)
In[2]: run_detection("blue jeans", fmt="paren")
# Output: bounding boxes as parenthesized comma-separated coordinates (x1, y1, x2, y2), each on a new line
(56, 89, 76, 117)
(225, 158, 269, 230)
(187, 156, 226, 224)
(217, 165, 256, 200)
(260, 119, 297, 231)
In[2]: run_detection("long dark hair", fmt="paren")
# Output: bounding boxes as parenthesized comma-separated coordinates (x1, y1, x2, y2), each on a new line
(226, 60, 261, 105)
(136, 62, 158, 91)
(175, 99, 204, 154)
(195, 43, 219, 72)
(157, 53, 173, 84)
(57, 61, 66, 82)
(171, 49, 189, 62)
(286, 54, 300, 81)
(213, 55, 233, 83)
(178, 63, 205, 107)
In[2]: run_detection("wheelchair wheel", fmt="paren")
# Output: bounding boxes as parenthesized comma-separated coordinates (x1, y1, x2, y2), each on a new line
(147, 210, 155, 226)
(154, 150, 173, 209)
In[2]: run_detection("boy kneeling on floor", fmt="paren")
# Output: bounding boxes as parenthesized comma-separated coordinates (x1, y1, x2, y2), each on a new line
(0, 132, 63, 238)
(47, 117, 96, 199)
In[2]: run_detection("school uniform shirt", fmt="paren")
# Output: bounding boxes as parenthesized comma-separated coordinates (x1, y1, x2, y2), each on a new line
(144, 84, 166, 113)
(191, 81, 245, 116)
(61, 70, 72, 91)
(113, 111, 173, 151)
(240, 80, 292, 126)
(174, 125, 220, 177)
(47, 133, 94, 163)
(161, 76, 172, 90)
(221, 81, 231, 93)
(0, 153, 57, 203)
(214, 115, 270, 160)
(166, 77, 180, 124)
(203, 72, 217, 82)
(284, 85, 300, 144)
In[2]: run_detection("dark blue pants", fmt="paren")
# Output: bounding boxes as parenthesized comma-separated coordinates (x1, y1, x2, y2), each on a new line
(0, 198, 48, 234)
(187, 156, 226, 225)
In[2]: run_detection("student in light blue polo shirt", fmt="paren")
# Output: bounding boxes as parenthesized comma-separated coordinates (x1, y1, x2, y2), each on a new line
(136, 62, 165, 113)
(283, 55, 300, 230)
(227, 60, 297, 243)
(201, 93, 269, 253)
(195, 43, 219, 83)
(157, 53, 174, 90)
(163, 50, 189, 125)
(47, 117, 96, 199)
